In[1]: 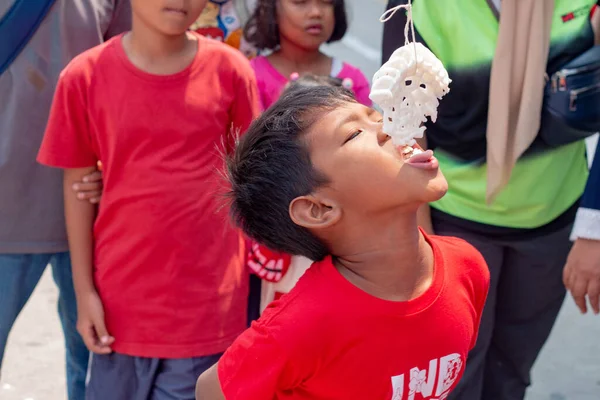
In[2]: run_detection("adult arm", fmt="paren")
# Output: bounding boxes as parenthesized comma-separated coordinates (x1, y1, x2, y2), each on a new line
(564, 140, 600, 314)
(73, 164, 103, 204)
(564, 0, 600, 307)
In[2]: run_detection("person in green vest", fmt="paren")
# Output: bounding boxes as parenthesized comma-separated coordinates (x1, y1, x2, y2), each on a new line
(382, 1, 600, 399)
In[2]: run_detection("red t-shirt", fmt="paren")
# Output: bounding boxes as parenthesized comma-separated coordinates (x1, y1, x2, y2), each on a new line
(218, 233, 490, 399)
(38, 34, 260, 358)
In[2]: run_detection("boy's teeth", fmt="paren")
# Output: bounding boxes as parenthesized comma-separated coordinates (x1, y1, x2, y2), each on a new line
(412, 148, 423, 155)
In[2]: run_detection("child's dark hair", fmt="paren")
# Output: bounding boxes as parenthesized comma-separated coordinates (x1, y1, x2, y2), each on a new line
(227, 86, 356, 260)
(284, 73, 346, 91)
(244, 0, 348, 50)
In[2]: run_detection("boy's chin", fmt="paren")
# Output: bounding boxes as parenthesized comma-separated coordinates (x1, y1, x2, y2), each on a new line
(423, 175, 449, 203)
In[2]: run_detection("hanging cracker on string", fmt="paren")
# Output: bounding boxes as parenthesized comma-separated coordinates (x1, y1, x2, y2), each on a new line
(370, 2, 451, 146)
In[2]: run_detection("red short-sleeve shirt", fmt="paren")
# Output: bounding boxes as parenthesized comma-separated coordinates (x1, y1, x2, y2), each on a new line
(38, 34, 260, 358)
(218, 233, 490, 399)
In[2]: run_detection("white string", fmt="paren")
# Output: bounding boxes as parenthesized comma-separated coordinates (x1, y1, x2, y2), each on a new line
(408, 1, 417, 64)
(379, 1, 418, 65)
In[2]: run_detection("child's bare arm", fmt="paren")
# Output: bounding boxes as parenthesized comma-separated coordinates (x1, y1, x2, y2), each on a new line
(64, 167, 114, 354)
(196, 364, 225, 400)
(64, 167, 97, 295)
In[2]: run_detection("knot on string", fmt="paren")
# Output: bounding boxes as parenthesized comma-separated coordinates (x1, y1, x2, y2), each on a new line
(379, 1, 417, 51)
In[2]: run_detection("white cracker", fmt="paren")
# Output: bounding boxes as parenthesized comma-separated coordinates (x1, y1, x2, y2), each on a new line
(371, 5, 451, 146)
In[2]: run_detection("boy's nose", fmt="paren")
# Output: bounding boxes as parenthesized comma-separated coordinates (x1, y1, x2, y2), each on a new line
(377, 130, 390, 146)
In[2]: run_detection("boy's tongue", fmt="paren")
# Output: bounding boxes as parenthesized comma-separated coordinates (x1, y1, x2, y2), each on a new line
(407, 149, 434, 164)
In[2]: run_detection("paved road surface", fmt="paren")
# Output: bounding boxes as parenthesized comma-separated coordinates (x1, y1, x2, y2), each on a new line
(2, 1, 599, 399)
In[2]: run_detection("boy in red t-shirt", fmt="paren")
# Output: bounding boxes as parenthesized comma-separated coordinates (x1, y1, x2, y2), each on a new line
(196, 85, 490, 400)
(37, 0, 259, 398)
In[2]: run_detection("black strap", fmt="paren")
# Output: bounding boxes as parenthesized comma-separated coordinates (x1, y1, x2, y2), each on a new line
(0, 0, 57, 75)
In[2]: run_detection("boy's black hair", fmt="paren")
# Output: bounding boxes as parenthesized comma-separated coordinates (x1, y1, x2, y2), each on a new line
(244, 0, 348, 50)
(227, 86, 356, 261)
(290, 73, 343, 87)
(285, 73, 350, 94)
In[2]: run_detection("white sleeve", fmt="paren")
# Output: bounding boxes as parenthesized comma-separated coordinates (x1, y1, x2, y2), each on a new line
(570, 207, 600, 241)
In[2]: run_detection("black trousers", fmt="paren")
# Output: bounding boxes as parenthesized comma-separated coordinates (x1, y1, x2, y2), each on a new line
(433, 214, 573, 400)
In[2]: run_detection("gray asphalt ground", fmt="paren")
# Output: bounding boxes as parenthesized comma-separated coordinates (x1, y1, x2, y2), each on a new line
(1, 1, 599, 399)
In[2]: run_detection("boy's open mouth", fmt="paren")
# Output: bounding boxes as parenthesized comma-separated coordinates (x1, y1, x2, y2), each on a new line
(398, 144, 424, 161)
(397, 143, 438, 170)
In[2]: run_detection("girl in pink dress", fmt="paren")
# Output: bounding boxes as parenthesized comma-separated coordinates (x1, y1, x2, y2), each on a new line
(244, 0, 371, 110)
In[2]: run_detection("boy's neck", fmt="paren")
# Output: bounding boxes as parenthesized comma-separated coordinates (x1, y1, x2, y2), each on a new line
(332, 211, 434, 302)
(124, 17, 197, 75)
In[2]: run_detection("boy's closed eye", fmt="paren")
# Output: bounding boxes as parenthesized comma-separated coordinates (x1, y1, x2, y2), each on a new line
(343, 129, 362, 144)
(342, 118, 384, 145)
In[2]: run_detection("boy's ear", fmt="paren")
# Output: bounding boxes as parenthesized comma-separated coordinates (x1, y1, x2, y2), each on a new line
(289, 194, 341, 230)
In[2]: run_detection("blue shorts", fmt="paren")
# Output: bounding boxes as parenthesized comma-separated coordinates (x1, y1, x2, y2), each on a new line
(86, 352, 221, 400)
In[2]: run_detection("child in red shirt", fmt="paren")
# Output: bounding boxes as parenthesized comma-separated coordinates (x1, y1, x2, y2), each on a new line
(37, 0, 259, 398)
(196, 85, 490, 400)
